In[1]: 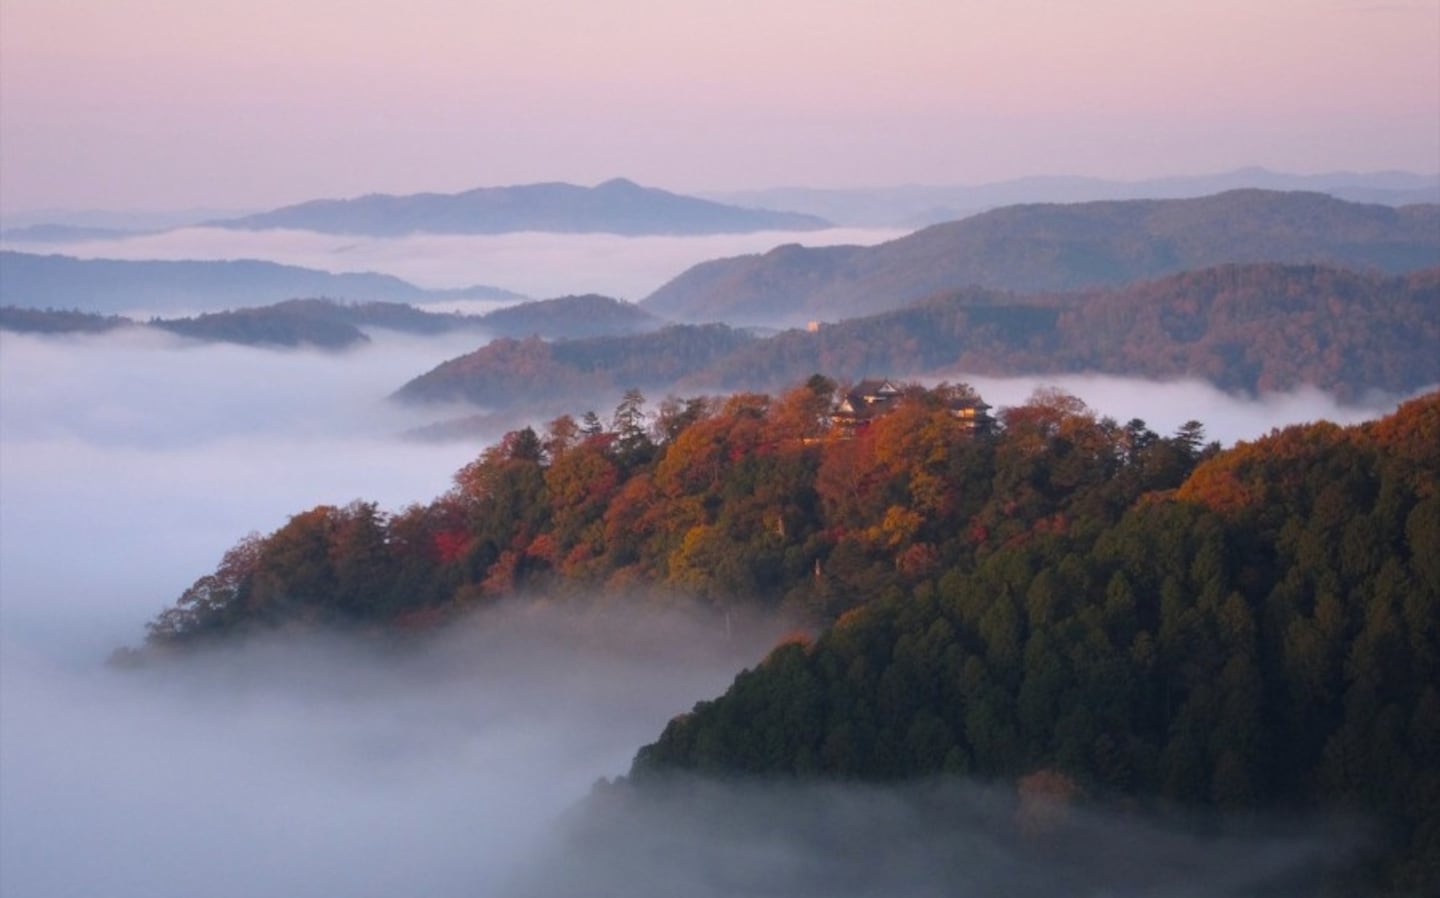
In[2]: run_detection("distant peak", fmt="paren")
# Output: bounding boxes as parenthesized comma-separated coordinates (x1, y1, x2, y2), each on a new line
(595, 177, 643, 191)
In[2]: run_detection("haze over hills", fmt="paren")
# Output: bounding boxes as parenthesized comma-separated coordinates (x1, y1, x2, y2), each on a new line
(707, 168, 1440, 228)
(395, 263, 1440, 409)
(0, 251, 523, 315)
(641, 190, 1440, 327)
(204, 178, 832, 237)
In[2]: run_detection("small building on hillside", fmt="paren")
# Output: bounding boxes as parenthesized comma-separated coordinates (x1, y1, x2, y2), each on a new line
(831, 379, 903, 434)
(947, 394, 994, 435)
(830, 378, 993, 436)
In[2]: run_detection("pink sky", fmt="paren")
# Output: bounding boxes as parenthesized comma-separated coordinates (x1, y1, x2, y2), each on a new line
(1, 0, 1437, 211)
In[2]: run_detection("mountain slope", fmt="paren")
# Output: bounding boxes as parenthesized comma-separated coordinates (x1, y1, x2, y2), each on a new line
(628, 392, 1440, 893)
(207, 178, 831, 236)
(641, 190, 1440, 326)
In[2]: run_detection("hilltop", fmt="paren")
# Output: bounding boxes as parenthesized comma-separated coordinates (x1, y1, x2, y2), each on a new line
(205, 178, 831, 237)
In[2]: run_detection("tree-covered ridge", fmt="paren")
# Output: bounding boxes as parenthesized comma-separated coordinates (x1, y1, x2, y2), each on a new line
(394, 264, 1440, 407)
(630, 392, 1440, 893)
(0, 305, 134, 336)
(146, 379, 1218, 642)
(392, 324, 757, 406)
(0, 301, 371, 349)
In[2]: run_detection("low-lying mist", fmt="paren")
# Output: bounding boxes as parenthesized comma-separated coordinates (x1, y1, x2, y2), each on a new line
(5, 225, 907, 300)
(0, 326, 788, 897)
(1, 604, 784, 898)
(954, 372, 1425, 448)
(0, 328, 491, 659)
(512, 776, 1369, 897)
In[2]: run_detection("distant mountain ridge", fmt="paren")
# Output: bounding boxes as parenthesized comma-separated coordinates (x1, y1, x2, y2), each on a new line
(0, 224, 151, 244)
(204, 178, 832, 236)
(0, 251, 522, 314)
(641, 190, 1440, 326)
(397, 263, 1440, 407)
(1, 294, 659, 349)
(709, 167, 1440, 227)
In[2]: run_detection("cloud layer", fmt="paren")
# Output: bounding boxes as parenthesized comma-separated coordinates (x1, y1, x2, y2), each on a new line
(1, 605, 780, 898)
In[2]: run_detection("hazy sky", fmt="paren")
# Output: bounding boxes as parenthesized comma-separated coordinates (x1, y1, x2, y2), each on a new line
(2, 0, 1437, 211)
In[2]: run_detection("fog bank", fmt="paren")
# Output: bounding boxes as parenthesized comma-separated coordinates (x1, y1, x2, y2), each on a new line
(955, 372, 1427, 448)
(0, 328, 487, 658)
(1, 604, 782, 898)
(512, 776, 1369, 897)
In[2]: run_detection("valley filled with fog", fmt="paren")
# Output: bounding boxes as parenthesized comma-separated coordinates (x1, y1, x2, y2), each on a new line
(3, 225, 906, 303)
(0, 285, 1420, 895)
(5, 0, 1435, 887)
(0, 326, 792, 897)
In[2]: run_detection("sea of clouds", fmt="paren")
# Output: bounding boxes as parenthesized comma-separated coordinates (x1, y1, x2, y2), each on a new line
(4, 226, 908, 301)
(0, 326, 791, 898)
(0, 254, 1416, 894)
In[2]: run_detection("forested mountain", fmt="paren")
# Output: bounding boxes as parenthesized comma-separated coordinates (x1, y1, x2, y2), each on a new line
(641, 191, 1440, 326)
(395, 264, 1440, 406)
(0, 302, 368, 349)
(0, 251, 521, 314)
(206, 178, 831, 236)
(139, 381, 1439, 891)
